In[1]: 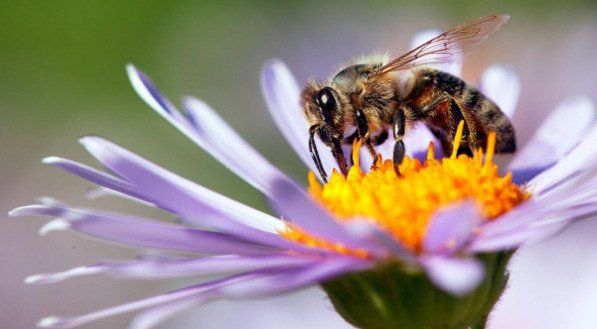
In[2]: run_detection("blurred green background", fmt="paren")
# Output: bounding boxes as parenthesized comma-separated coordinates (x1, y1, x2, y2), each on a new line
(2, 1, 596, 328)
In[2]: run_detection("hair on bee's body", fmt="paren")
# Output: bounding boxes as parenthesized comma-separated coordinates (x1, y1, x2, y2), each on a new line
(302, 15, 515, 182)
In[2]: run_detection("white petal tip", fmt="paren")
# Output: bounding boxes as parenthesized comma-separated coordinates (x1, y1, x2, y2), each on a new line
(78, 137, 110, 158)
(8, 207, 26, 217)
(261, 59, 290, 81)
(8, 205, 45, 217)
(182, 96, 211, 116)
(38, 317, 64, 328)
(41, 157, 62, 165)
(77, 135, 95, 145)
(39, 219, 71, 235)
(125, 63, 176, 117)
(263, 58, 284, 69)
(26, 266, 100, 284)
(38, 197, 62, 206)
(125, 64, 141, 81)
(125, 62, 136, 71)
(25, 274, 45, 284)
(181, 95, 199, 105)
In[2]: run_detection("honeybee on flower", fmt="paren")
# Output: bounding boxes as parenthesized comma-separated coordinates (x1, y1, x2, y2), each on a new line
(10, 16, 597, 329)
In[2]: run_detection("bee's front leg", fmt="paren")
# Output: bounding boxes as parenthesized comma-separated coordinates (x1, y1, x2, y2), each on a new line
(331, 137, 349, 176)
(308, 125, 329, 182)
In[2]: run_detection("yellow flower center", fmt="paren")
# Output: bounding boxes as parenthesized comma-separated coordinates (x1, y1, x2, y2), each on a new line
(282, 122, 530, 256)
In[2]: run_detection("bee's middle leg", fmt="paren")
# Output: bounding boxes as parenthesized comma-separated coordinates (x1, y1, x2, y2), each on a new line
(392, 109, 405, 173)
(355, 108, 379, 164)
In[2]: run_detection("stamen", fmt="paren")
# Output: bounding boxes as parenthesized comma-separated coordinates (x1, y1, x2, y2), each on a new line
(484, 132, 496, 168)
(351, 138, 363, 170)
(427, 142, 435, 161)
(451, 120, 466, 159)
(284, 129, 529, 256)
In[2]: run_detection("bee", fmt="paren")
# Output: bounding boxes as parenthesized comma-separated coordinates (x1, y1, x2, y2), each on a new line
(301, 15, 515, 182)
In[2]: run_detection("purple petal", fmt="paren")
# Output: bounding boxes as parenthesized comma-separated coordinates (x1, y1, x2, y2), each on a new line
(346, 218, 415, 263)
(78, 136, 339, 253)
(25, 266, 103, 285)
(469, 171, 597, 252)
(419, 255, 484, 296)
(129, 257, 371, 329)
(11, 204, 277, 255)
(261, 60, 338, 179)
(39, 257, 368, 329)
(182, 96, 300, 199)
(410, 29, 462, 76)
(358, 147, 377, 172)
(404, 124, 443, 161)
(129, 299, 200, 329)
(31, 149, 336, 253)
(268, 178, 389, 256)
(36, 273, 255, 329)
(126, 64, 181, 118)
(127, 64, 296, 198)
(468, 199, 547, 250)
(79, 136, 292, 237)
(25, 254, 322, 283)
(478, 65, 520, 119)
(41, 156, 183, 216)
(86, 186, 156, 207)
(498, 201, 597, 247)
(509, 96, 595, 184)
(40, 157, 262, 238)
(530, 119, 597, 194)
(423, 201, 483, 254)
(40, 152, 295, 250)
(42, 157, 134, 194)
(468, 199, 597, 252)
(218, 256, 372, 298)
(129, 257, 370, 329)
(469, 220, 570, 252)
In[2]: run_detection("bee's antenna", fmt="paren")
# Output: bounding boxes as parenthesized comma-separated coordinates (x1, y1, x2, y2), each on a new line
(309, 125, 328, 183)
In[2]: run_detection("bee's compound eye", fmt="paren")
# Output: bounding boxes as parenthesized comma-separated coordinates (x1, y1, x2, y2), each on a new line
(317, 87, 337, 125)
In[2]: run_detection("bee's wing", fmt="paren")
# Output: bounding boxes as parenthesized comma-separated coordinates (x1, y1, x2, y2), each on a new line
(376, 15, 509, 74)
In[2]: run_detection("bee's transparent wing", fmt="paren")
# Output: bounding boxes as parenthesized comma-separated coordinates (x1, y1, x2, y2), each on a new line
(376, 15, 509, 73)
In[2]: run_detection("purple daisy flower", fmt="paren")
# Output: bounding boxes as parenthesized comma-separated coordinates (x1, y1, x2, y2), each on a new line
(10, 31, 597, 329)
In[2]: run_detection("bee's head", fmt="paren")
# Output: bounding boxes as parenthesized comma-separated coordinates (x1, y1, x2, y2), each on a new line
(301, 82, 344, 145)
(301, 82, 350, 181)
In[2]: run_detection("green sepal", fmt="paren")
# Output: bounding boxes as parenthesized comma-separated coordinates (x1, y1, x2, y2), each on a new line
(322, 252, 511, 329)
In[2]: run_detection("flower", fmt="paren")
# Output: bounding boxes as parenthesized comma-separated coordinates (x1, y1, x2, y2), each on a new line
(10, 35, 597, 329)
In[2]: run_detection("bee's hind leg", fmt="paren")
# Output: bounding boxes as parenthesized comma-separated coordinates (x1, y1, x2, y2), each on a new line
(424, 94, 474, 158)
